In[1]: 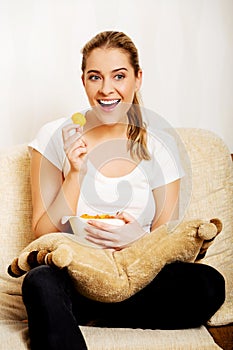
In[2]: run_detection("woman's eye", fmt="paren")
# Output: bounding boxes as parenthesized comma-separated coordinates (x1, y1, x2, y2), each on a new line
(89, 75, 100, 81)
(115, 74, 125, 80)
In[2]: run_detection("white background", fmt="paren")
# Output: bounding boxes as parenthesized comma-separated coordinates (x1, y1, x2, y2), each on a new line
(0, 0, 232, 151)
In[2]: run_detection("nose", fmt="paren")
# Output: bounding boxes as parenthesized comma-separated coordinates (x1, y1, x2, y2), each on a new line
(99, 78, 114, 95)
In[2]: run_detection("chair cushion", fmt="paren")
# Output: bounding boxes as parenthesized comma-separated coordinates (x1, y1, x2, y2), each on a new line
(0, 291, 222, 350)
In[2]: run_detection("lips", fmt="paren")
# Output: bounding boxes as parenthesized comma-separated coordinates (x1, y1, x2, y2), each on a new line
(98, 99, 120, 110)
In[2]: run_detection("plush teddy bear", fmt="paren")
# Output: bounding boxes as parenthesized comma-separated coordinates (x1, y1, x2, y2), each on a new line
(8, 218, 222, 303)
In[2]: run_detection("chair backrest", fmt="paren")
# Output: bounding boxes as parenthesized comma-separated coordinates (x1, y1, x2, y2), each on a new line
(0, 144, 33, 294)
(176, 128, 233, 326)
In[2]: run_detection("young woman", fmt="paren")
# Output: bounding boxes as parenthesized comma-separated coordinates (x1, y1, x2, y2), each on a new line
(22, 31, 225, 350)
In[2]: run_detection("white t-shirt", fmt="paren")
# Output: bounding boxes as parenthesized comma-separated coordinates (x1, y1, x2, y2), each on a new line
(29, 117, 184, 232)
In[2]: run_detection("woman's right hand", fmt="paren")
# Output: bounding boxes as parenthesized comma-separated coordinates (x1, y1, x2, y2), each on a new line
(62, 123, 88, 174)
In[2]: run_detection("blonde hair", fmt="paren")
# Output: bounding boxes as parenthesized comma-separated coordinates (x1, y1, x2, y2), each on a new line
(81, 31, 151, 161)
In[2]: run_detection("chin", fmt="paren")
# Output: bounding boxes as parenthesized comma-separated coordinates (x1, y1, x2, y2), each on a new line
(93, 110, 126, 126)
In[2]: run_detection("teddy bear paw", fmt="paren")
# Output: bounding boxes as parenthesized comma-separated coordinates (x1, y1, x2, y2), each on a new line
(198, 218, 222, 240)
(45, 245, 73, 268)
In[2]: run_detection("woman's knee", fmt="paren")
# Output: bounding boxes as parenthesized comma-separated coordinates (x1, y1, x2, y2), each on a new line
(202, 264, 225, 311)
(22, 265, 71, 300)
(23, 265, 57, 287)
(177, 262, 225, 319)
(152, 261, 225, 310)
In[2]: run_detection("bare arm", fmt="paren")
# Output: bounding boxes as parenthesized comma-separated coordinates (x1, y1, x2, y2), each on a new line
(30, 150, 81, 237)
(151, 179, 180, 231)
(31, 123, 88, 237)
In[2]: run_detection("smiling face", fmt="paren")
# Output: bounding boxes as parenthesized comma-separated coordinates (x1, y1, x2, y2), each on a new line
(82, 48, 142, 124)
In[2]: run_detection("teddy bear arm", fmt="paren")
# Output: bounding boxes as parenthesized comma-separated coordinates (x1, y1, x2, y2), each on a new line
(113, 220, 218, 297)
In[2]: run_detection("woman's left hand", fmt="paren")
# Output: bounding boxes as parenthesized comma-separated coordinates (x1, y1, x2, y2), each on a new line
(84, 212, 146, 249)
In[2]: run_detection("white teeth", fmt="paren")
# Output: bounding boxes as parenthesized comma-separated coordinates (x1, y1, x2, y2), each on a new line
(99, 99, 119, 105)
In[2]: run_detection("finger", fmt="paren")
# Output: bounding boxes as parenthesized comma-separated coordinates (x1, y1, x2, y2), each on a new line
(85, 225, 118, 241)
(85, 236, 116, 249)
(66, 145, 88, 161)
(85, 234, 118, 248)
(64, 135, 87, 153)
(62, 124, 83, 143)
(115, 211, 134, 223)
(63, 128, 84, 146)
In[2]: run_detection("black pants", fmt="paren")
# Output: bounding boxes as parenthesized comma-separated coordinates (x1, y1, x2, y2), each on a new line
(22, 262, 225, 350)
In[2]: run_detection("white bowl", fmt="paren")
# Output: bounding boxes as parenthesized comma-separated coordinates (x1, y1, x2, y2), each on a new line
(68, 216, 124, 248)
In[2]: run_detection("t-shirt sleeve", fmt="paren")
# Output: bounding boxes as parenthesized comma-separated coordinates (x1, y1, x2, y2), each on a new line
(148, 131, 185, 189)
(28, 117, 67, 171)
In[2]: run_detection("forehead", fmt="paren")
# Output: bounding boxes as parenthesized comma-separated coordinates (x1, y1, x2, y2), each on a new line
(85, 48, 132, 72)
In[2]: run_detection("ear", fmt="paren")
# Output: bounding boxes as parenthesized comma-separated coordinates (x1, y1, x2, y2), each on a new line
(135, 69, 142, 92)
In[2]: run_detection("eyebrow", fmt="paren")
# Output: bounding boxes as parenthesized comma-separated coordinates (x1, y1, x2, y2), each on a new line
(86, 67, 128, 74)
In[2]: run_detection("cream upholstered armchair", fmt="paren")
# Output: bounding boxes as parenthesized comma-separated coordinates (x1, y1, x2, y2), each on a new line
(0, 128, 232, 350)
